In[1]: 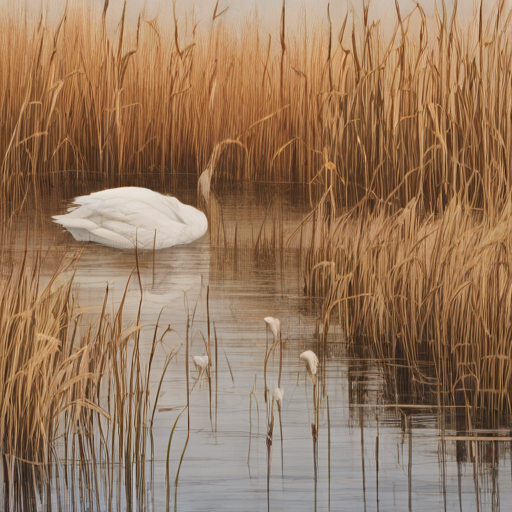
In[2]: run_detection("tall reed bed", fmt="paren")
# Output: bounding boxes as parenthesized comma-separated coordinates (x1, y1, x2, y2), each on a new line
(2, 2, 512, 217)
(3, 0, 512, 434)
(303, 195, 512, 426)
(0, 253, 176, 510)
(0, 257, 84, 507)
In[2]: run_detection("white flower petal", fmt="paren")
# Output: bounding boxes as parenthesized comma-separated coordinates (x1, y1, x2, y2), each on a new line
(193, 355, 209, 370)
(264, 317, 281, 340)
(273, 387, 284, 404)
(300, 350, 319, 382)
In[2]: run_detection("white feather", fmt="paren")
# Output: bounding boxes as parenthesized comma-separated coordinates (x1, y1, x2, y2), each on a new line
(273, 387, 284, 405)
(193, 355, 209, 371)
(53, 187, 208, 250)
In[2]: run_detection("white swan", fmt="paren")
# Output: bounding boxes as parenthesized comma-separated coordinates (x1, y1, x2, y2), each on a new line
(53, 139, 246, 250)
(53, 187, 208, 250)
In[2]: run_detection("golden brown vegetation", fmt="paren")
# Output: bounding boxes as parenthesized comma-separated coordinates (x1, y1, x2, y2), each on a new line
(0, 253, 177, 510)
(2, 0, 512, 497)
(2, 1, 511, 215)
(304, 195, 512, 425)
(0, 256, 94, 458)
(289, 0, 512, 426)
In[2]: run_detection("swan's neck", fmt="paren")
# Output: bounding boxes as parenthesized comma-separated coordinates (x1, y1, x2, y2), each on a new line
(198, 168, 213, 204)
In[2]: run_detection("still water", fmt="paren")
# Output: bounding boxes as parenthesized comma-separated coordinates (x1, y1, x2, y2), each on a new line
(4, 182, 512, 511)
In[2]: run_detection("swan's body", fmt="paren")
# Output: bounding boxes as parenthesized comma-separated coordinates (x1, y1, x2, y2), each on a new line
(53, 187, 208, 250)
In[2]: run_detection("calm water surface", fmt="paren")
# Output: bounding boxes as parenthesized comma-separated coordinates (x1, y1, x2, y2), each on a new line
(4, 183, 512, 511)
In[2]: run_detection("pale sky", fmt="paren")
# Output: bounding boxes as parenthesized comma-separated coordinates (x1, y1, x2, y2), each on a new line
(100, 0, 506, 22)
(98, 0, 512, 31)
(8, 0, 512, 37)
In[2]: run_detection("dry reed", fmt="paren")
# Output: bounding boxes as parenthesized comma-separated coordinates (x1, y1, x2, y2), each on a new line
(303, 196, 512, 426)
(0, 254, 95, 508)
(2, 2, 512, 217)
(2, 0, 512, 490)
(0, 254, 177, 510)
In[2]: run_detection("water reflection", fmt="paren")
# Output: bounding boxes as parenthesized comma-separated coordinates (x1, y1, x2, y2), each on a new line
(2, 184, 512, 511)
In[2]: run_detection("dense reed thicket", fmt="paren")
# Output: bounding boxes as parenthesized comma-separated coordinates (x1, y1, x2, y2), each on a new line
(289, 1, 512, 425)
(2, 1, 512, 216)
(0, 253, 176, 510)
(303, 193, 512, 424)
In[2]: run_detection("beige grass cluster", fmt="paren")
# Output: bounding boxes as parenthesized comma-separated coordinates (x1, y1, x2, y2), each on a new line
(0, 256, 100, 504)
(0, 254, 175, 509)
(304, 195, 512, 424)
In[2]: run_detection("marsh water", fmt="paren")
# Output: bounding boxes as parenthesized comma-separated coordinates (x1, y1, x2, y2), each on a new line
(3, 181, 512, 511)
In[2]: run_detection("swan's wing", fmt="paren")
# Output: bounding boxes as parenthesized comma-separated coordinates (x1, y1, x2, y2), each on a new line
(72, 188, 189, 226)
(54, 213, 192, 249)
(53, 215, 137, 249)
(54, 203, 193, 250)
(98, 220, 191, 249)
(54, 188, 206, 249)
(52, 216, 98, 230)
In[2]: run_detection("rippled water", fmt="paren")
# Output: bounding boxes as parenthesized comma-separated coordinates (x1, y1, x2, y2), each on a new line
(3, 182, 512, 511)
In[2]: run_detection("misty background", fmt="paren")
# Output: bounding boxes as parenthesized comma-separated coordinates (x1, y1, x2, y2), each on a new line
(4, 0, 511, 37)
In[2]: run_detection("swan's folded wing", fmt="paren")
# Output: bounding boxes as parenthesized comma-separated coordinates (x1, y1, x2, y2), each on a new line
(52, 215, 98, 230)
(74, 189, 189, 226)
(86, 227, 137, 249)
(53, 215, 134, 248)
(54, 188, 206, 249)
(66, 197, 186, 230)
(100, 220, 191, 249)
